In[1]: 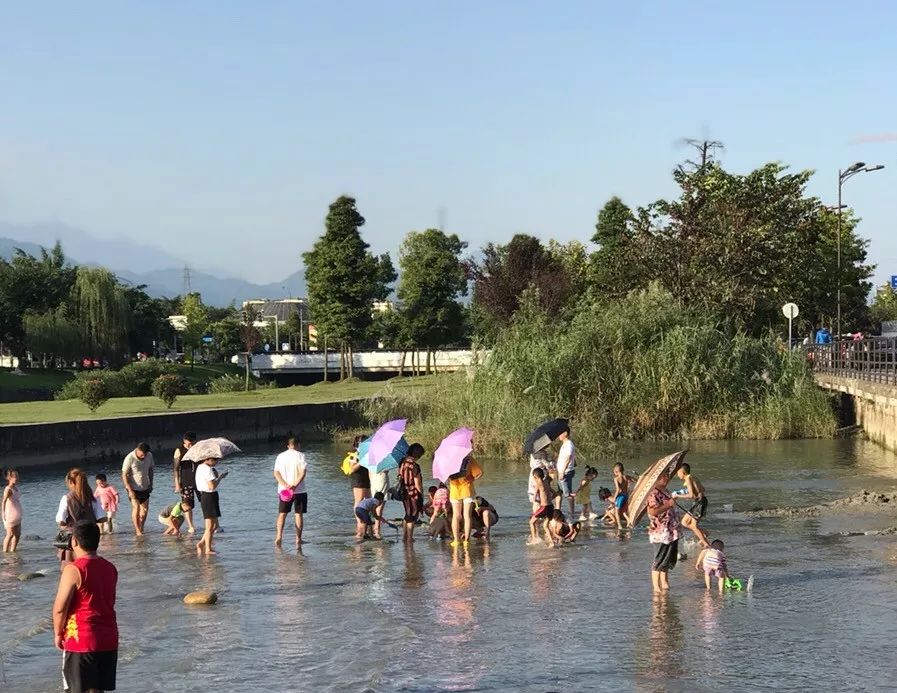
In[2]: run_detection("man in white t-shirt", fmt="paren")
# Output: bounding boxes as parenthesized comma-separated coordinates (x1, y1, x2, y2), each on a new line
(273, 437, 308, 548)
(556, 429, 576, 517)
(121, 443, 154, 537)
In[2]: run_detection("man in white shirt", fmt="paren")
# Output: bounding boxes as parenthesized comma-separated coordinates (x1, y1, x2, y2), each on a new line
(556, 429, 576, 517)
(273, 437, 308, 548)
(121, 443, 154, 537)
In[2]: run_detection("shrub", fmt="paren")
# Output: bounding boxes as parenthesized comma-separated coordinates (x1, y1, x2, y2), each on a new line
(207, 374, 274, 393)
(79, 378, 108, 412)
(56, 359, 177, 400)
(151, 374, 183, 408)
(208, 374, 248, 393)
(117, 360, 176, 396)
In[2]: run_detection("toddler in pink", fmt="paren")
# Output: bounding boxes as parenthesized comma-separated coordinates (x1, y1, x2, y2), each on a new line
(94, 473, 120, 534)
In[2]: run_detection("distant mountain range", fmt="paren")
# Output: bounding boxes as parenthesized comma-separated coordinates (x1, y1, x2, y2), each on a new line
(0, 221, 305, 307)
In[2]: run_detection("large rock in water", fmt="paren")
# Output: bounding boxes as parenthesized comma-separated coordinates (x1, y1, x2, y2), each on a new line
(183, 590, 218, 605)
(23, 534, 42, 541)
(18, 572, 45, 581)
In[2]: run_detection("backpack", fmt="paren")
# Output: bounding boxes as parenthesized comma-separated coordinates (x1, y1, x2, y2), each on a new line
(388, 461, 407, 501)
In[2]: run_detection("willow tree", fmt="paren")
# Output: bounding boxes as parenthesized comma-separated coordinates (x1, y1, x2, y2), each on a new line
(72, 267, 130, 363)
(23, 307, 82, 367)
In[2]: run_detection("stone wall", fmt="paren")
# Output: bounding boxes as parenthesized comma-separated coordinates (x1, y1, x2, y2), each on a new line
(815, 374, 897, 452)
(0, 401, 363, 468)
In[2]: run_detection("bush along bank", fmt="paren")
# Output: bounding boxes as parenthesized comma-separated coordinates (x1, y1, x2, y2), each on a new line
(364, 284, 836, 457)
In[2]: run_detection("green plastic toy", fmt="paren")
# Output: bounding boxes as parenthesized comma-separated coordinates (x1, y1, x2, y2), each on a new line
(724, 577, 743, 591)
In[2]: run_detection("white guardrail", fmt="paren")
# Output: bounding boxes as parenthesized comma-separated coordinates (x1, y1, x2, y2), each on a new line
(233, 349, 482, 373)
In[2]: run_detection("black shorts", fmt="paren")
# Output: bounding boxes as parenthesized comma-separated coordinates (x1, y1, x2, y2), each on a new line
(63, 649, 117, 693)
(402, 495, 421, 523)
(131, 489, 151, 504)
(653, 539, 679, 573)
(689, 497, 708, 520)
(355, 508, 374, 526)
(180, 486, 197, 509)
(278, 492, 308, 514)
(199, 491, 221, 519)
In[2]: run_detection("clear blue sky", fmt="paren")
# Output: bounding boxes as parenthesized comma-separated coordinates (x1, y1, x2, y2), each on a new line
(2, 1, 895, 285)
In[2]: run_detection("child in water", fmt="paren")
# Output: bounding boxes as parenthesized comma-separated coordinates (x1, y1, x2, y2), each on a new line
(575, 466, 599, 521)
(355, 492, 385, 540)
(597, 487, 616, 525)
(529, 468, 554, 545)
(428, 483, 451, 539)
(2, 469, 22, 552)
(611, 463, 634, 529)
(159, 501, 187, 535)
(548, 510, 580, 546)
(94, 473, 120, 534)
(695, 539, 729, 593)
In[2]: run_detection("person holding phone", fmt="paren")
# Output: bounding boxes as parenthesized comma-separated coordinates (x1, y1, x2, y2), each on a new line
(194, 457, 228, 556)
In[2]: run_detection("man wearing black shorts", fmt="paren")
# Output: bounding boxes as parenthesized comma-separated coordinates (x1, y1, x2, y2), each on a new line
(173, 431, 198, 534)
(121, 443, 154, 537)
(273, 438, 308, 548)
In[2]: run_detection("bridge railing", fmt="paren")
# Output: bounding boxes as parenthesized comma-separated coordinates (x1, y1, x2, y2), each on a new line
(807, 337, 897, 384)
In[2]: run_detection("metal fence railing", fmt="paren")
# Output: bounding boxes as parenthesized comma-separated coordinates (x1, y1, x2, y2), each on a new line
(807, 337, 897, 384)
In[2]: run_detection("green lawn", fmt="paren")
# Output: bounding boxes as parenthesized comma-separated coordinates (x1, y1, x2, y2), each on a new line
(0, 376, 436, 425)
(0, 368, 74, 392)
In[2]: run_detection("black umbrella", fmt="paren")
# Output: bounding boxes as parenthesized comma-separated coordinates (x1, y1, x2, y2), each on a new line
(523, 418, 569, 456)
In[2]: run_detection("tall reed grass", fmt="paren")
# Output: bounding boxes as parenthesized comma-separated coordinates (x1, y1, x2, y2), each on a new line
(364, 284, 836, 456)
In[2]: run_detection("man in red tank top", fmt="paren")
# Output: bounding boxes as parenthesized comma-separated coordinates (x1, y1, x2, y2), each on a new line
(52, 521, 118, 693)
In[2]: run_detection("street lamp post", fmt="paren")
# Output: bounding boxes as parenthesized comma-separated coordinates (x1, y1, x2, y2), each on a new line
(836, 162, 884, 339)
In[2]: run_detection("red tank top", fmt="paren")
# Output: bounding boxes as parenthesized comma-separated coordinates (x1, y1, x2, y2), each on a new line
(63, 556, 119, 652)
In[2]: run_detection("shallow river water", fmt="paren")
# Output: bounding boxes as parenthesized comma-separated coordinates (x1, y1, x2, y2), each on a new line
(3, 438, 897, 692)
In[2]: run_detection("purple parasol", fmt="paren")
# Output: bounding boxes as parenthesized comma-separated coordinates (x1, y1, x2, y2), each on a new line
(358, 419, 409, 473)
(432, 427, 475, 482)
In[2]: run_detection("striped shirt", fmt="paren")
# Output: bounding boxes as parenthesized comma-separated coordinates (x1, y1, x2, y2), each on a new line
(703, 548, 727, 572)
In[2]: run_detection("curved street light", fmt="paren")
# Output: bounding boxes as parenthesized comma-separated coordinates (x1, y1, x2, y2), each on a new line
(836, 162, 885, 338)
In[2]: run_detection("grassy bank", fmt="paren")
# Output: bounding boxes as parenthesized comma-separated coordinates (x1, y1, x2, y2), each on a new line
(0, 376, 436, 425)
(0, 368, 74, 392)
(363, 285, 837, 457)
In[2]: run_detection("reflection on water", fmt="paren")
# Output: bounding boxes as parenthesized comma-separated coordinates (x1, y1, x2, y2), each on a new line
(3, 439, 897, 691)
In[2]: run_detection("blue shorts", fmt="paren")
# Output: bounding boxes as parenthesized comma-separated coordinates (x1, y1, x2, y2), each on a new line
(615, 493, 628, 509)
(355, 508, 373, 526)
(559, 470, 576, 496)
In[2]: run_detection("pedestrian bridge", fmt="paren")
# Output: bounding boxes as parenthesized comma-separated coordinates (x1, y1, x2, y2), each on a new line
(239, 349, 480, 379)
(810, 338, 897, 452)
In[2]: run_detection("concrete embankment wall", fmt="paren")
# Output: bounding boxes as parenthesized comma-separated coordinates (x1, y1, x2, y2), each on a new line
(0, 401, 363, 469)
(816, 374, 897, 452)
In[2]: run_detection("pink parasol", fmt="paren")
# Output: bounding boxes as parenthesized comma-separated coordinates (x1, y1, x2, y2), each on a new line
(432, 428, 475, 482)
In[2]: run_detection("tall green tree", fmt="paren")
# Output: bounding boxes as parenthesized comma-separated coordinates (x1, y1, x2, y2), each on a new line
(303, 196, 396, 378)
(590, 160, 873, 335)
(396, 229, 468, 372)
(180, 293, 209, 369)
(23, 307, 82, 366)
(73, 266, 130, 363)
(590, 196, 637, 295)
(870, 283, 897, 331)
(0, 242, 75, 356)
(122, 285, 170, 357)
(239, 303, 262, 390)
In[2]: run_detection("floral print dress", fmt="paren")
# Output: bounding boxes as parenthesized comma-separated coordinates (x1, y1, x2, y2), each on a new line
(647, 486, 680, 545)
